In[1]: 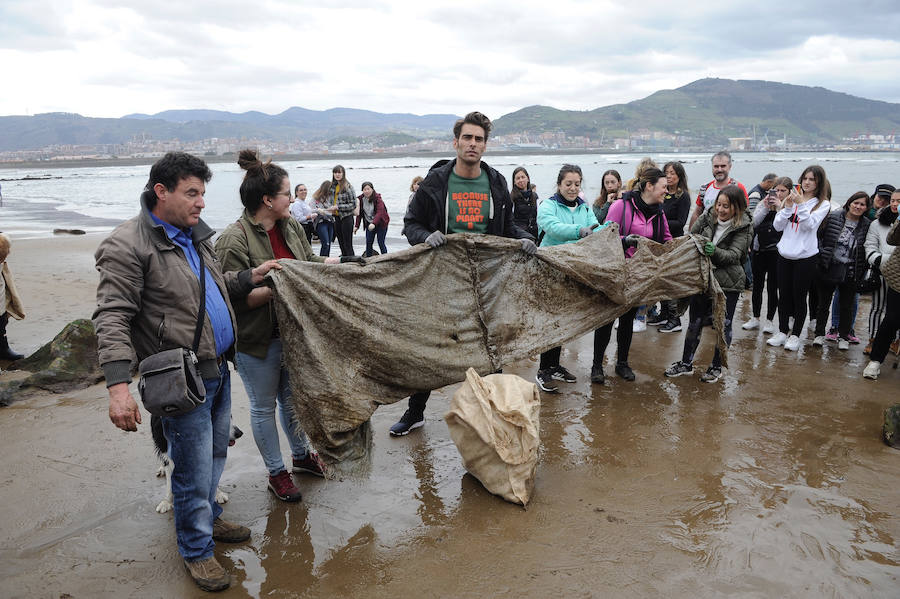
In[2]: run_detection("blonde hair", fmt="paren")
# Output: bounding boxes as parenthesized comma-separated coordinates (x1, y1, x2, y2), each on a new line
(625, 157, 658, 191)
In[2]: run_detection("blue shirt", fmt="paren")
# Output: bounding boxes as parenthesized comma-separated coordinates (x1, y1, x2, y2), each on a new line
(149, 212, 235, 357)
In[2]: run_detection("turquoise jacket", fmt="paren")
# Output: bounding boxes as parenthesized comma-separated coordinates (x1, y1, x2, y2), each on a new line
(537, 193, 603, 247)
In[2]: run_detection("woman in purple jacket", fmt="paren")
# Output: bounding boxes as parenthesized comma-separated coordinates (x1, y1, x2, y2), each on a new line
(592, 167, 672, 383)
(354, 181, 390, 256)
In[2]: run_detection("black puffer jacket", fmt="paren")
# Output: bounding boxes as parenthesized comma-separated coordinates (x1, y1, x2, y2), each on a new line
(403, 159, 533, 244)
(817, 210, 871, 282)
(511, 189, 539, 240)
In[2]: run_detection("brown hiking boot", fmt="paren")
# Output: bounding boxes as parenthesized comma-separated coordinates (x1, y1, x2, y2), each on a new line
(212, 518, 251, 543)
(184, 556, 230, 592)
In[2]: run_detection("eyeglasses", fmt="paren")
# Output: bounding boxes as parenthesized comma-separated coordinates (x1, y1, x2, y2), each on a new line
(274, 191, 292, 197)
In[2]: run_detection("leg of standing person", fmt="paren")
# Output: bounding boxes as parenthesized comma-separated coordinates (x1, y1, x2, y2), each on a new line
(867, 277, 888, 352)
(537, 346, 562, 392)
(337, 215, 354, 256)
(592, 323, 613, 382)
(750, 251, 767, 319)
(615, 307, 638, 380)
(763, 251, 779, 324)
(772, 255, 794, 343)
(376, 226, 388, 254)
(814, 279, 836, 340)
(680, 294, 708, 365)
(390, 391, 430, 436)
(364, 227, 376, 257)
(235, 342, 305, 501)
(836, 280, 856, 344)
(709, 290, 740, 372)
(162, 361, 233, 563)
(316, 221, 333, 257)
(865, 287, 900, 378)
(807, 269, 820, 332)
(791, 255, 817, 338)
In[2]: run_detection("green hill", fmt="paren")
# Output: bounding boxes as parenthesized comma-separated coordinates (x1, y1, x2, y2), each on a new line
(493, 78, 900, 145)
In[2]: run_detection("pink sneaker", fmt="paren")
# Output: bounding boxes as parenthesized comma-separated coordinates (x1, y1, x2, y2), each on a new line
(825, 328, 839, 342)
(847, 331, 861, 344)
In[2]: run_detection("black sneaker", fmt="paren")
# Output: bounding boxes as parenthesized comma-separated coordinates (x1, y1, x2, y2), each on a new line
(615, 362, 635, 381)
(590, 365, 605, 384)
(664, 361, 694, 377)
(647, 312, 667, 326)
(389, 409, 425, 436)
(700, 366, 722, 383)
(658, 319, 682, 333)
(551, 365, 577, 383)
(535, 369, 560, 393)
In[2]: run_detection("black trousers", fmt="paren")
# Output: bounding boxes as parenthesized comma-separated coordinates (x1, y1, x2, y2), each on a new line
(681, 291, 739, 369)
(335, 214, 355, 256)
(776, 255, 818, 336)
(751, 250, 779, 320)
(593, 307, 639, 367)
(814, 278, 856, 339)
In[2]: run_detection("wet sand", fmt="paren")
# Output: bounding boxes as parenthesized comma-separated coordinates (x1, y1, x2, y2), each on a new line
(1, 235, 899, 598)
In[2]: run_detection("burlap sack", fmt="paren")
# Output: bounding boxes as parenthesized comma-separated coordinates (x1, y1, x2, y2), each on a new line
(445, 368, 540, 506)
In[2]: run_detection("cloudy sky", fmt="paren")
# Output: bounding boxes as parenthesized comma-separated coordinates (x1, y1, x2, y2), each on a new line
(2, 0, 900, 119)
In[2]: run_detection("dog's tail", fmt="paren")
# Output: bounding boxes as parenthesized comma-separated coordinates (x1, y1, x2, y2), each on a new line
(151, 415, 168, 459)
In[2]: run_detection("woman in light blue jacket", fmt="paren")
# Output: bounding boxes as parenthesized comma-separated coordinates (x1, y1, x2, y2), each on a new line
(534, 164, 603, 393)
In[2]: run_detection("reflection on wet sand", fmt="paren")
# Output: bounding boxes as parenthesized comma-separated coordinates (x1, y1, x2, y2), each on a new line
(2, 298, 900, 597)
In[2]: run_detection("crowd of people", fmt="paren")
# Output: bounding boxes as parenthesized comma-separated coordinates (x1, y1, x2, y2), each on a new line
(88, 109, 900, 592)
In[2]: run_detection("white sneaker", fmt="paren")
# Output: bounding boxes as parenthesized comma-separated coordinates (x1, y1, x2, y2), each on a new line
(784, 335, 801, 351)
(838, 339, 850, 350)
(767, 331, 788, 347)
(632, 319, 647, 332)
(742, 317, 760, 330)
(812, 336, 825, 346)
(808, 318, 817, 332)
(863, 360, 881, 380)
(763, 320, 777, 334)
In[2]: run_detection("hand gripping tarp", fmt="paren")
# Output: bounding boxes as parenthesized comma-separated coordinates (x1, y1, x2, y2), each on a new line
(270, 227, 724, 461)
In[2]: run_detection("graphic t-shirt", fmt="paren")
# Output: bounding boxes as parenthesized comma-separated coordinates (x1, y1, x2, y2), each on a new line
(446, 170, 491, 234)
(696, 179, 748, 210)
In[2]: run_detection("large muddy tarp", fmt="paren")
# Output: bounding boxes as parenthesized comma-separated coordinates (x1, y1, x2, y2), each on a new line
(271, 226, 724, 461)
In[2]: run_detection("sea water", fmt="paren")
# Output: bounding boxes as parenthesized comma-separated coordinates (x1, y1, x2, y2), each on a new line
(1, 152, 898, 240)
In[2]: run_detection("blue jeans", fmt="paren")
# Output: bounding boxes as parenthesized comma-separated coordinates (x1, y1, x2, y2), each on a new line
(235, 339, 310, 476)
(162, 359, 231, 562)
(365, 226, 388, 256)
(315, 220, 334, 257)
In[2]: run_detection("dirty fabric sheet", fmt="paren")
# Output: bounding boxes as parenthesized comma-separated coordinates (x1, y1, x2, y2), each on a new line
(271, 227, 724, 461)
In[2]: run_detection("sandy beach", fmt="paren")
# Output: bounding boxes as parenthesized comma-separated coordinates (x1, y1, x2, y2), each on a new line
(1, 234, 899, 598)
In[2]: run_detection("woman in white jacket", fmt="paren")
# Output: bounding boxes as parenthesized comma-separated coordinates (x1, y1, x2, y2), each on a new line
(863, 188, 900, 353)
(768, 165, 831, 351)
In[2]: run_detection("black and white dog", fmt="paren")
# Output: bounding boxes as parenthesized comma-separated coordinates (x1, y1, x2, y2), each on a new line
(151, 414, 244, 513)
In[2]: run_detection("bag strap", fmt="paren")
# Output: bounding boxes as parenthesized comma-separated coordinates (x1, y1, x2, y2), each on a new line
(191, 243, 207, 353)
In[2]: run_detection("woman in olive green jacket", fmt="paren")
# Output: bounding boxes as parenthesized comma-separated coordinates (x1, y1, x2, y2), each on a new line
(664, 185, 752, 383)
(215, 150, 338, 502)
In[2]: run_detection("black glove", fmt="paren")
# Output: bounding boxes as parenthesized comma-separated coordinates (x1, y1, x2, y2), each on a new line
(623, 234, 641, 249)
(874, 255, 882, 269)
(340, 255, 363, 263)
(578, 226, 593, 238)
(425, 231, 446, 248)
(520, 238, 537, 255)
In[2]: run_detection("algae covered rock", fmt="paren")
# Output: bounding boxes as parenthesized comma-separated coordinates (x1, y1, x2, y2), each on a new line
(884, 404, 900, 449)
(0, 319, 105, 406)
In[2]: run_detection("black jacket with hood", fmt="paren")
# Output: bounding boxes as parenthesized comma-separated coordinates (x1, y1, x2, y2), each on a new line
(403, 159, 534, 245)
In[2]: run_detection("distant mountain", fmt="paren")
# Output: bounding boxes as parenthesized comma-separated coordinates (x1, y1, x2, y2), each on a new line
(0, 108, 460, 152)
(494, 78, 900, 144)
(3, 79, 898, 153)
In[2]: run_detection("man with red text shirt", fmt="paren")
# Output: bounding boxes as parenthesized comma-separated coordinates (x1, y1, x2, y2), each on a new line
(393, 111, 535, 436)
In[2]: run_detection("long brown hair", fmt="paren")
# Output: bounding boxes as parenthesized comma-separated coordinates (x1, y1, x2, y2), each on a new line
(595, 169, 621, 207)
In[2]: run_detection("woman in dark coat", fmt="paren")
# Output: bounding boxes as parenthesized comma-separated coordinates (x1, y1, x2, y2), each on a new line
(812, 191, 871, 349)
